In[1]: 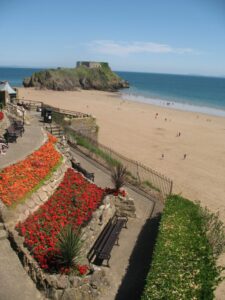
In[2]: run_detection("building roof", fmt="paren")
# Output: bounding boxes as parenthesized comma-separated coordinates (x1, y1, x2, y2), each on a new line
(0, 81, 16, 94)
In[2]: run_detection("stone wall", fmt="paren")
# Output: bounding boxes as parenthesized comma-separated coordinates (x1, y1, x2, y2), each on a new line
(6, 103, 31, 125)
(6, 192, 117, 300)
(0, 131, 137, 300)
(1, 149, 70, 228)
(52, 110, 98, 141)
(0, 110, 10, 136)
(0, 134, 116, 299)
(76, 61, 103, 69)
(5, 189, 136, 299)
(69, 117, 98, 140)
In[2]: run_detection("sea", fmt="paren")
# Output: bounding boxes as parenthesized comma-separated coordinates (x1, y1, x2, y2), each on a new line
(117, 71, 225, 117)
(1, 67, 225, 117)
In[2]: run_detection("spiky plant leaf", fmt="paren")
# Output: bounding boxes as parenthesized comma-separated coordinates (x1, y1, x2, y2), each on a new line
(56, 225, 83, 268)
(111, 164, 127, 191)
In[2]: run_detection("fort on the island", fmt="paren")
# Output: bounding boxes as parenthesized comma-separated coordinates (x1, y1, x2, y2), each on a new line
(76, 61, 108, 68)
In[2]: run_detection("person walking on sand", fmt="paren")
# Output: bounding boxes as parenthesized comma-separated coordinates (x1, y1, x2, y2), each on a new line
(161, 153, 164, 159)
(183, 153, 187, 160)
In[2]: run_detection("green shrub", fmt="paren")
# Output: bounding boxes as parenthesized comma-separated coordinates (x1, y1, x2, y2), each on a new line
(199, 205, 225, 257)
(111, 164, 127, 191)
(142, 195, 221, 300)
(56, 225, 83, 270)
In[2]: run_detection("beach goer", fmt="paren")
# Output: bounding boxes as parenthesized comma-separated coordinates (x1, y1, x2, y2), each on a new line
(183, 153, 187, 160)
(161, 153, 164, 159)
(155, 113, 158, 119)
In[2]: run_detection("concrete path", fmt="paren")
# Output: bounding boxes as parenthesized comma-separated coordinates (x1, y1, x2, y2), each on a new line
(0, 234, 44, 300)
(71, 148, 163, 300)
(0, 112, 45, 300)
(0, 112, 45, 169)
(0, 113, 162, 300)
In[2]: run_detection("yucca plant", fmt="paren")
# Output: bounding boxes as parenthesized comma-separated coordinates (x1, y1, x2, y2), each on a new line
(56, 225, 83, 270)
(111, 164, 127, 191)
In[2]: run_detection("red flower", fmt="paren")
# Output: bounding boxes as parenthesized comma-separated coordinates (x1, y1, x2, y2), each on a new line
(77, 264, 89, 276)
(0, 111, 4, 121)
(16, 168, 104, 273)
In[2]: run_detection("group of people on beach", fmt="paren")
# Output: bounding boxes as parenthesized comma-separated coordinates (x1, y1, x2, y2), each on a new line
(155, 112, 188, 160)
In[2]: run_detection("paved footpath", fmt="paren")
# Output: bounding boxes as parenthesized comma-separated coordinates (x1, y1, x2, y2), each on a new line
(0, 113, 162, 300)
(0, 235, 44, 300)
(0, 112, 45, 300)
(71, 148, 163, 300)
(0, 112, 45, 169)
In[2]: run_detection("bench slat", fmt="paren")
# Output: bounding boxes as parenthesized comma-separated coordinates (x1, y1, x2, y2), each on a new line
(87, 215, 127, 266)
(98, 219, 126, 259)
(87, 218, 114, 262)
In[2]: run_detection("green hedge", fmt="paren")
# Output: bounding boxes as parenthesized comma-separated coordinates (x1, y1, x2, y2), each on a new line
(142, 195, 220, 300)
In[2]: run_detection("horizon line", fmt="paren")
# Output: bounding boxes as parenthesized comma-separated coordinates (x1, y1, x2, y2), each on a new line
(0, 65, 224, 79)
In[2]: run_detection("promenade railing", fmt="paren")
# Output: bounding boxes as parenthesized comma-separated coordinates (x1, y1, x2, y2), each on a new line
(16, 99, 173, 200)
(64, 128, 173, 201)
(16, 99, 91, 119)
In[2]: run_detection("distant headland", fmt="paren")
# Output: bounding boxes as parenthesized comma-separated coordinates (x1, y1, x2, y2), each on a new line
(23, 61, 129, 92)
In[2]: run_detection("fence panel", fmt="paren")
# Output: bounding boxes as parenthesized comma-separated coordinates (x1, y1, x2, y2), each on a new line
(17, 99, 173, 201)
(66, 130, 173, 201)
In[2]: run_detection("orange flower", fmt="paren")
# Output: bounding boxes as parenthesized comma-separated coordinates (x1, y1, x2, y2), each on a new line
(0, 135, 61, 206)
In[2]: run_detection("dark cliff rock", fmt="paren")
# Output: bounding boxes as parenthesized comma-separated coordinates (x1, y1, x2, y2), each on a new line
(23, 63, 129, 92)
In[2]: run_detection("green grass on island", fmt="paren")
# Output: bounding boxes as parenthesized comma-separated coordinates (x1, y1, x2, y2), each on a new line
(23, 63, 128, 91)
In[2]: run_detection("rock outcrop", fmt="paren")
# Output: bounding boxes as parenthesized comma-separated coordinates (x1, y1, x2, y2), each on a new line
(23, 63, 129, 92)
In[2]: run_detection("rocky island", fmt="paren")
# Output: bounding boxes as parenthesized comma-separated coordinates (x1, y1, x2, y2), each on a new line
(23, 61, 129, 92)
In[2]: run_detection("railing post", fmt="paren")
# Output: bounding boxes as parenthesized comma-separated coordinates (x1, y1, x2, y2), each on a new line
(136, 161, 141, 185)
(169, 181, 173, 195)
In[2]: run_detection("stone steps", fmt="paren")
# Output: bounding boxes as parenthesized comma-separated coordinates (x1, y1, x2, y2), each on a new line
(115, 197, 137, 218)
(45, 123, 64, 138)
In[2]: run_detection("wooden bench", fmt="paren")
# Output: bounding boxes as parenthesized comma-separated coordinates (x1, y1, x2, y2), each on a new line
(4, 128, 18, 143)
(87, 215, 128, 267)
(13, 120, 24, 134)
(71, 159, 95, 182)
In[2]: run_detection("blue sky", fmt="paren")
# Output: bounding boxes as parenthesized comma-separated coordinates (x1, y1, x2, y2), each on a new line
(0, 0, 225, 76)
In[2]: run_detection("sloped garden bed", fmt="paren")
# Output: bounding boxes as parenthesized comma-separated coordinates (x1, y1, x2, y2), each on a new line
(0, 134, 61, 207)
(16, 168, 104, 273)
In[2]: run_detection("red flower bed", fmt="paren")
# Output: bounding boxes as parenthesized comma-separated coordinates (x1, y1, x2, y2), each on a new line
(105, 187, 126, 197)
(0, 134, 61, 206)
(16, 168, 104, 274)
(0, 111, 4, 121)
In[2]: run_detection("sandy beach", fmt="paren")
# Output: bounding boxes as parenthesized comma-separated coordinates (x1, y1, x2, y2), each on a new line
(19, 88, 225, 222)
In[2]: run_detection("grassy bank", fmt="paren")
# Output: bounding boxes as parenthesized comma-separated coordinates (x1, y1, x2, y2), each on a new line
(142, 195, 222, 300)
(65, 129, 120, 167)
(66, 130, 162, 194)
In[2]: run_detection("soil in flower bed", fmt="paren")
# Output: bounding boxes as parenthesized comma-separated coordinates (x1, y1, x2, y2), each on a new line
(16, 168, 104, 273)
(0, 134, 61, 206)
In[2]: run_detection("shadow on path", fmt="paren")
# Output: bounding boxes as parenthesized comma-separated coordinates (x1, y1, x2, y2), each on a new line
(115, 212, 162, 300)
